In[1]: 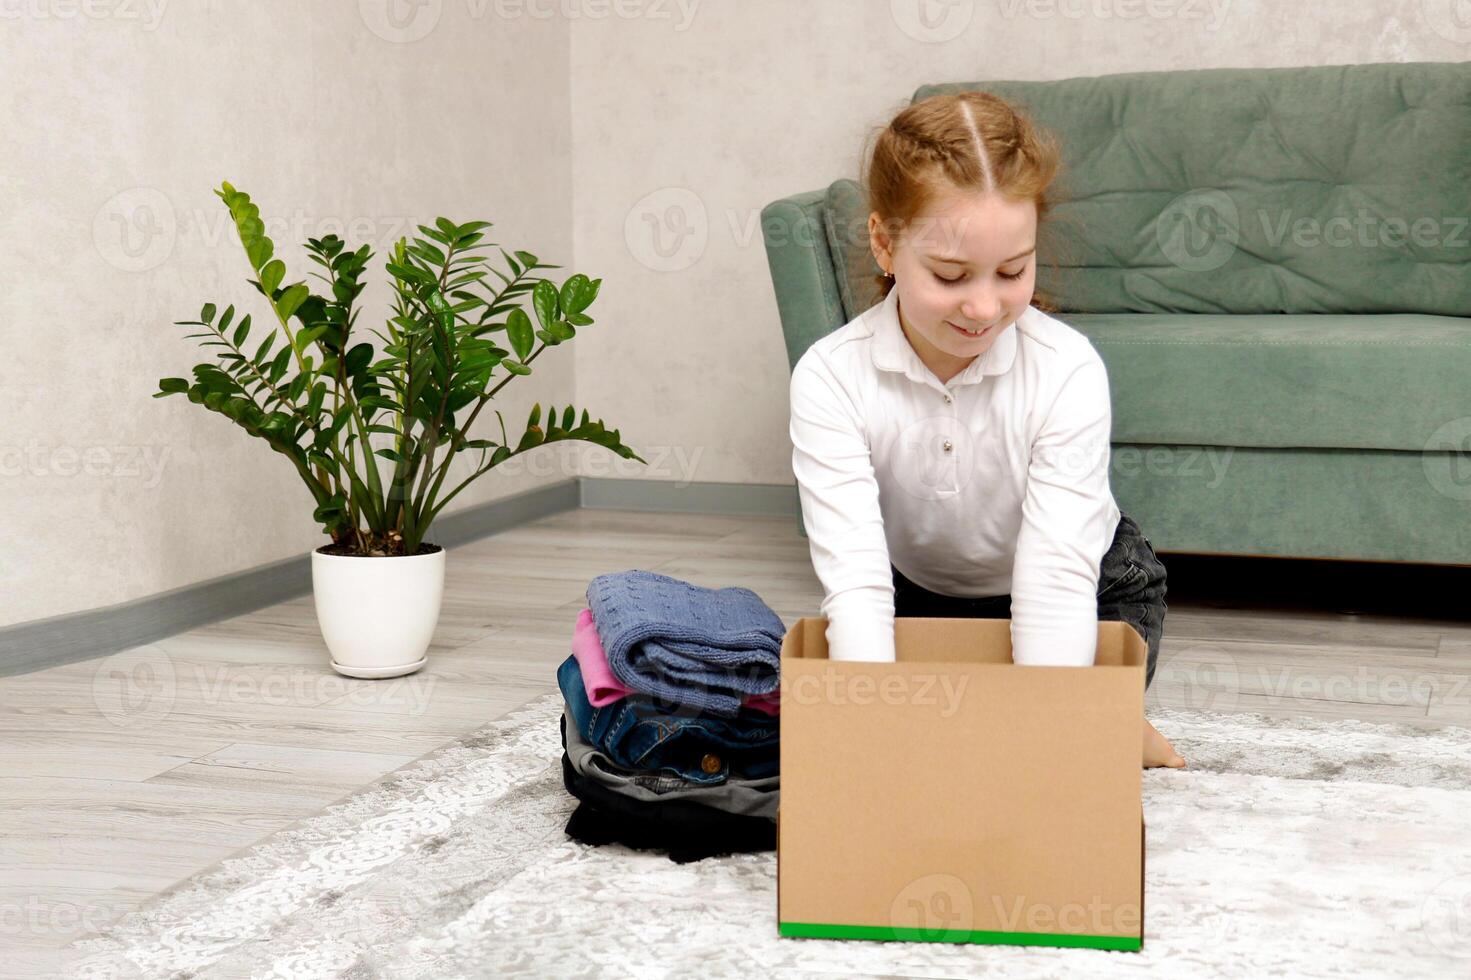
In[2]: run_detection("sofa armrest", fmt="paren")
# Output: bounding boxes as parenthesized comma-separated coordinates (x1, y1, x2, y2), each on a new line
(761, 189, 848, 373)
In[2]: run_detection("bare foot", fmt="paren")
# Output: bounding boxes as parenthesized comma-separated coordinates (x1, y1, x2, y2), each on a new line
(1144, 718, 1186, 769)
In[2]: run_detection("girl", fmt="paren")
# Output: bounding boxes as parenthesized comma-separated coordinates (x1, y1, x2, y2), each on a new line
(788, 91, 1186, 769)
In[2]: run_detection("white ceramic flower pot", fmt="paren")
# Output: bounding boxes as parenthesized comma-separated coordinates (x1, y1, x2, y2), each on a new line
(312, 545, 445, 678)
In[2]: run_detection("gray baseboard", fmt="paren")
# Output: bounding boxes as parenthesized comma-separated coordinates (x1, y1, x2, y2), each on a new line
(0, 478, 583, 678)
(0, 478, 802, 677)
(578, 477, 800, 516)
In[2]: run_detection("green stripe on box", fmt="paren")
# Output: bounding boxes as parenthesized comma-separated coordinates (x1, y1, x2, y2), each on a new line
(779, 921, 1141, 950)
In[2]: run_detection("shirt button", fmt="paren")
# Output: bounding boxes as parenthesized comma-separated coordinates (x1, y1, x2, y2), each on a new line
(944, 394, 952, 403)
(700, 753, 722, 774)
(942, 440, 953, 453)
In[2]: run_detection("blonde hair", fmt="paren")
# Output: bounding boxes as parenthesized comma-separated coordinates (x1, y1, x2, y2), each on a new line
(860, 91, 1068, 313)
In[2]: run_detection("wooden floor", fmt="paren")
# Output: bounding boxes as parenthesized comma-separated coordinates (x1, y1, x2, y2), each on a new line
(5, 507, 1471, 976)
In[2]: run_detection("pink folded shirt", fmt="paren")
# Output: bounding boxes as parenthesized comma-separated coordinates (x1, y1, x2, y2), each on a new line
(571, 607, 780, 715)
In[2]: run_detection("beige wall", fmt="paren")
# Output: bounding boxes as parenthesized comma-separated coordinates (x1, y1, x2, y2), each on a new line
(566, 0, 1470, 489)
(2, 2, 575, 626)
(7, 1, 1467, 625)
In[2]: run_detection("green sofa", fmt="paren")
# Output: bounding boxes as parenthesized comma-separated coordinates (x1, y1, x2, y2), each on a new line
(762, 62, 1471, 563)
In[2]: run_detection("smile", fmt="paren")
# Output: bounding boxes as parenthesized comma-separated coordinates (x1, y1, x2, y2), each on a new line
(948, 321, 992, 338)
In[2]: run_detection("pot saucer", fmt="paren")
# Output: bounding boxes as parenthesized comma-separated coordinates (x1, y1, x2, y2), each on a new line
(330, 656, 427, 679)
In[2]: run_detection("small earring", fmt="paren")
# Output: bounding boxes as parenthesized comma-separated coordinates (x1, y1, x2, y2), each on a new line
(885, 268, 894, 279)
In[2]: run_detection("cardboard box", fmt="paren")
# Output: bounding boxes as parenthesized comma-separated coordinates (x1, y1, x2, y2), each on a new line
(777, 616, 1146, 951)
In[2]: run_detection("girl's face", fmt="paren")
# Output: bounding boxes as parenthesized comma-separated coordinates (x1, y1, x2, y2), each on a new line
(869, 189, 1038, 377)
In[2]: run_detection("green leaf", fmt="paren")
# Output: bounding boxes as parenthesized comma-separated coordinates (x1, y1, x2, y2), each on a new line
(201, 303, 217, 323)
(231, 313, 252, 347)
(506, 308, 534, 361)
(446, 387, 479, 412)
(501, 359, 531, 377)
(268, 346, 292, 384)
(307, 452, 340, 478)
(294, 325, 329, 353)
(386, 261, 434, 285)
(307, 381, 327, 418)
(260, 259, 285, 294)
(252, 332, 276, 364)
(561, 405, 574, 429)
(157, 377, 189, 394)
(559, 274, 598, 315)
(375, 448, 404, 462)
(528, 403, 542, 427)
(516, 425, 545, 452)
(531, 279, 558, 330)
(277, 283, 309, 319)
(411, 239, 447, 265)
(344, 343, 373, 377)
(287, 371, 310, 402)
(358, 395, 398, 414)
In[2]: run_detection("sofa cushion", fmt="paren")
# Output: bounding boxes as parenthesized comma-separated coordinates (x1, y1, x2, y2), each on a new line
(1069, 312, 1471, 451)
(822, 178, 888, 324)
(821, 62, 1471, 318)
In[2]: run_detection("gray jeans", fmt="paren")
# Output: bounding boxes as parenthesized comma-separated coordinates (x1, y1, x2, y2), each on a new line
(561, 705, 780, 820)
(890, 511, 1167, 689)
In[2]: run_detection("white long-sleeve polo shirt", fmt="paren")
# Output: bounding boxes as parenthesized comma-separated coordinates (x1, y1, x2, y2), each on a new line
(788, 283, 1122, 665)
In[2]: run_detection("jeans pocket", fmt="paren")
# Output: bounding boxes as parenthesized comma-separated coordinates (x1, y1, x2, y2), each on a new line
(1098, 558, 1147, 601)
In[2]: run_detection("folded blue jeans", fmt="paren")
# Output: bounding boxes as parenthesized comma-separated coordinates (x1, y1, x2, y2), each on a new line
(557, 654, 779, 786)
(561, 706, 780, 820)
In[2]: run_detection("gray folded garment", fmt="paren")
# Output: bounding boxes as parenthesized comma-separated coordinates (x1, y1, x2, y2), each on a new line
(561, 705, 779, 820)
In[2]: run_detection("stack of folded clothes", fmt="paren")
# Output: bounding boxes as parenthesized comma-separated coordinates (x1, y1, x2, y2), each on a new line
(555, 568, 786, 863)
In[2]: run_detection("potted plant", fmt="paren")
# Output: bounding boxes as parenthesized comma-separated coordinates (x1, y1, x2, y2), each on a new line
(156, 182, 644, 678)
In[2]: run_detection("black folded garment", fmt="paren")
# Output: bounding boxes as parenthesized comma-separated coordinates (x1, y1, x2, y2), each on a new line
(560, 752, 775, 863)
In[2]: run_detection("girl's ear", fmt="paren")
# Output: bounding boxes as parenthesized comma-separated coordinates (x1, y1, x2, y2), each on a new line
(867, 211, 894, 272)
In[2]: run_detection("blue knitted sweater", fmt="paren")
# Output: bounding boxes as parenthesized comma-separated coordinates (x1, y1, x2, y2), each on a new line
(586, 569, 787, 716)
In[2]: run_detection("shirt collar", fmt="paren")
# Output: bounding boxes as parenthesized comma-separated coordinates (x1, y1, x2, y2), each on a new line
(869, 283, 1019, 387)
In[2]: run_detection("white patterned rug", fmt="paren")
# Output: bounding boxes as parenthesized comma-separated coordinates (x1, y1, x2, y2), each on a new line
(64, 691, 1471, 979)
